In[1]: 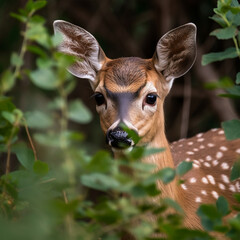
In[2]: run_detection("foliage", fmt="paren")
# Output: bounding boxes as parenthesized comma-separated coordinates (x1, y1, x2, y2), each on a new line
(0, 0, 239, 240)
(199, 0, 240, 239)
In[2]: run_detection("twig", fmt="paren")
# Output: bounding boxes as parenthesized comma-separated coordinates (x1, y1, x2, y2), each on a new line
(23, 118, 38, 161)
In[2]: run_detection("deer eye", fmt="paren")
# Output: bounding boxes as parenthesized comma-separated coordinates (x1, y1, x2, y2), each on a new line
(94, 92, 105, 106)
(145, 93, 157, 105)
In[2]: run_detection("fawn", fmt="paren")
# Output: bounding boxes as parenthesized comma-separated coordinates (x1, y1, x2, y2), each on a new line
(53, 20, 240, 229)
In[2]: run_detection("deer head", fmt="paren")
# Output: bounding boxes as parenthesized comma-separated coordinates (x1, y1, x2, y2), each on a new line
(53, 20, 196, 152)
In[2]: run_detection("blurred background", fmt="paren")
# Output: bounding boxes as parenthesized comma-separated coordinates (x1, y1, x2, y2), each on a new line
(0, 0, 239, 151)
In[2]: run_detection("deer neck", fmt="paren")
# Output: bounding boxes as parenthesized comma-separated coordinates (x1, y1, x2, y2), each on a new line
(143, 114, 181, 201)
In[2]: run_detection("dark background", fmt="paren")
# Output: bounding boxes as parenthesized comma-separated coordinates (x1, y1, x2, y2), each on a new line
(0, 0, 239, 152)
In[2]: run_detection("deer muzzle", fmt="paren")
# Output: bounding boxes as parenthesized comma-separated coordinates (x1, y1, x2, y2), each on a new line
(106, 126, 133, 150)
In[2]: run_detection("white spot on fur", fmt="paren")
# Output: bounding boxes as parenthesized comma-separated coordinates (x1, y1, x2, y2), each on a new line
(188, 141, 193, 145)
(235, 182, 240, 191)
(220, 146, 228, 151)
(206, 155, 212, 161)
(185, 157, 191, 162)
(207, 175, 216, 185)
(218, 183, 226, 190)
(207, 143, 215, 147)
(190, 177, 197, 183)
(211, 128, 218, 132)
(196, 133, 203, 138)
(236, 148, 240, 154)
(221, 162, 229, 170)
(221, 174, 230, 184)
(218, 130, 224, 135)
(201, 190, 207, 195)
(193, 160, 199, 164)
(197, 138, 204, 142)
(181, 184, 187, 190)
(204, 162, 211, 167)
(193, 148, 199, 152)
(195, 197, 202, 203)
(201, 177, 208, 184)
(193, 164, 200, 169)
(212, 191, 219, 199)
(229, 185, 236, 192)
(199, 145, 205, 149)
(187, 151, 194, 155)
(216, 152, 223, 159)
(199, 159, 204, 163)
(212, 160, 219, 166)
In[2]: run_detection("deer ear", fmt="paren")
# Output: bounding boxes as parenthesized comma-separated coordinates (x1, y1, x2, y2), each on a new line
(153, 23, 197, 89)
(53, 20, 107, 89)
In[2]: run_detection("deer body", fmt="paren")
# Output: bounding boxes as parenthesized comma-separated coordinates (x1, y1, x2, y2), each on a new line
(53, 20, 240, 230)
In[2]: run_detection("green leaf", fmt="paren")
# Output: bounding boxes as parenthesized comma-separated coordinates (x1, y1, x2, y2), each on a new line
(233, 193, 240, 203)
(210, 26, 237, 40)
(26, 0, 47, 12)
(12, 143, 35, 170)
(220, 86, 240, 98)
(202, 47, 238, 65)
(33, 160, 49, 175)
(0, 97, 16, 112)
(30, 68, 58, 90)
(51, 32, 63, 47)
(27, 45, 47, 58)
(26, 22, 49, 48)
(222, 119, 240, 140)
(24, 111, 53, 129)
(80, 173, 120, 191)
(47, 97, 64, 110)
(68, 100, 92, 124)
(197, 204, 222, 231)
(162, 198, 183, 214)
(176, 161, 192, 176)
(30, 15, 45, 24)
(230, 6, 240, 14)
(226, 85, 240, 96)
(10, 12, 27, 22)
(1, 111, 15, 124)
(143, 147, 165, 157)
(131, 222, 154, 239)
(64, 80, 76, 95)
(236, 72, 240, 84)
(10, 52, 23, 68)
(0, 69, 15, 93)
(86, 151, 112, 173)
(204, 76, 233, 90)
(34, 133, 61, 147)
(121, 123, 140, 144)
(210, 15, 227, 27)
(230, 160, 240, 181)
(160, 167, 176, 183)
(216, 196, 230, 216)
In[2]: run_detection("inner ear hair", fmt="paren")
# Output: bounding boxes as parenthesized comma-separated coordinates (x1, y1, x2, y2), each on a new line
(154, 23, 197, 84)
(53, 20, 107, 89)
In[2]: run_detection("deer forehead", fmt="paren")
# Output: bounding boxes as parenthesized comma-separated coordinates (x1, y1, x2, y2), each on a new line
(96, 57, 163, 94)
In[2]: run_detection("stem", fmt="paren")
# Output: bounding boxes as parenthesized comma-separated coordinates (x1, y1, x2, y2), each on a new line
(220, 13, 240, 59)
(5, 118, 20, 175)
(63, 191, 74, 238)
(233, 36, 240, 59)
(12, 11, 34, 81)
(58, 82, 75, 185)
(23, 118, 38, 161)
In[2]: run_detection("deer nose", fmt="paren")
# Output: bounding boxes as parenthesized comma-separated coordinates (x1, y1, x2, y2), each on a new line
(106, 126, 133, 149)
